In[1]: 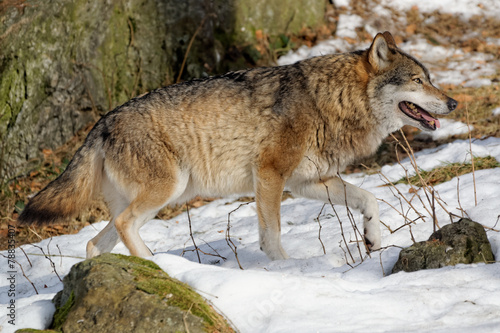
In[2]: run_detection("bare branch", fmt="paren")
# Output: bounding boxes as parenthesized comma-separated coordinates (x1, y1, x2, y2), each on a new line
(315, 204, 327, 255)
(465, 103, 477, 206)
(186, 205, 201, 264)
(30, 242, 62, 282)
(1, 253, 38, 294)
(226, 203, 250, 270)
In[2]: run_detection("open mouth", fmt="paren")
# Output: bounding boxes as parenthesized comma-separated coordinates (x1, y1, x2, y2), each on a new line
(398, 101, 440, 130)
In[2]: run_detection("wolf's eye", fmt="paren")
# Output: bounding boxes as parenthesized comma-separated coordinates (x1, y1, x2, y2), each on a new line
(413, 78, 423, 84)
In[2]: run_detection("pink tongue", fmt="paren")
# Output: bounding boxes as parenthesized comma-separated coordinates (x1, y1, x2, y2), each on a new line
(421, 113, 440, 129)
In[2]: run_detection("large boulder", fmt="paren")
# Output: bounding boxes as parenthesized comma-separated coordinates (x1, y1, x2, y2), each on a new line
(392, 218, 495, 273)
(48, 253, 233, 332)
(1, 0, 171, 183)
(0, 0, 326, 184)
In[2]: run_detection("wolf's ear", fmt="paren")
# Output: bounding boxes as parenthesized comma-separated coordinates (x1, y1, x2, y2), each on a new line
(368, 31, 397, 72)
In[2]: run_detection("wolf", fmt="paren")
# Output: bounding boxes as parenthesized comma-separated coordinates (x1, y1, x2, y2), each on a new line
(18, 32, 457, 260)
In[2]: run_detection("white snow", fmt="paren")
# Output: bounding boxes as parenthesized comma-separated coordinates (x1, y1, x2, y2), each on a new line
(277, 38, 366, 66)
(492, 107, 500, 116)
(379, 0, 500, 19)
(335, 14, 364, 39)
(2, 1, 500, 332)
(331, 0, 350, 8)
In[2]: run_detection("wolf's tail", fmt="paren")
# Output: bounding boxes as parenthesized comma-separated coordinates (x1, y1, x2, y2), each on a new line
(17, 131, 104, 226)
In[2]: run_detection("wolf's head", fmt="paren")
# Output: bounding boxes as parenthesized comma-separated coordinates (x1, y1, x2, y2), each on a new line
(367, 32, 457, 134)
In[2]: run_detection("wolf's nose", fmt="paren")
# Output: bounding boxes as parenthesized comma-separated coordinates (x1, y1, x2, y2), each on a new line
(447, 98, 458, 111)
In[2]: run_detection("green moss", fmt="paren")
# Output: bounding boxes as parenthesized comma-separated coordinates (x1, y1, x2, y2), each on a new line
(115, 254, 223, 329)
(395, 156, 500, 186)
(117, 253, 162, 270)
(51, 291, 75, 330)
(0, 63, 25, 138)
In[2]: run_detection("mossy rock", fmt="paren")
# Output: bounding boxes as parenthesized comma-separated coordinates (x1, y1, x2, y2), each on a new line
(392, 218, 495, 273)
(0, 0, 172, 184)
(45, 253, 233, 333)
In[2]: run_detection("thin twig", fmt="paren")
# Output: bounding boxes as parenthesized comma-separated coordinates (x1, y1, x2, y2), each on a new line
(127, 17, 135, 47)
(306, 157, 355, 263)
(30, 243, 62, 282)
(19, 246, 32, 268)
(408, 224, 416, 243)
(481, 216, 500, 232)
(379, 251, 386, 277)
(28, 226, 43, 242)
(330, 203, 355, 263)
(199, 238, 227, 261)
(393, 133, 435, 217)
(338, 241, 353, 268)
(176, 14, 214, 83)
(379, 219, 393, 233)
(132, 57, 142, 97)
(396, 131, 453, 217)
(57, 245, 63, 267)
(183, 302, 194, 333)
(432, 190, 437, 232)
(226, 203, 250, 270)
(390, 217, 424, 234)
(1, 254, 38, 294)
(315, 204, 327, 255)
(182, 242, 227, 261)
(394, 146, 434, 219)
(186, 205, 201, 264)
(465, 103, 477, 206)
(376, 171, 426, 222)
(337, 171, 365, 259)
(455, 176, 467, 218)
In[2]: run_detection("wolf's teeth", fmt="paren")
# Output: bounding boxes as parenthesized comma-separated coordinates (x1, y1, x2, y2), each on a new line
(405, 102, 421, 116)
(429, 121, 435, 126)
(406, 102, 417, 112)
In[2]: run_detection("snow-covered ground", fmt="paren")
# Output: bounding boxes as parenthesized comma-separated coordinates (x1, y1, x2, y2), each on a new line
(2, 0, 500, 332)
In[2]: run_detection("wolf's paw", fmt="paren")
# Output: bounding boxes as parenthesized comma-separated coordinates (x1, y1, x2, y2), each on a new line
(86, 241, 101, 258)
(261, 244, 290, 260)
(364, 237, 381, 252)
(364, 229, 381, 252)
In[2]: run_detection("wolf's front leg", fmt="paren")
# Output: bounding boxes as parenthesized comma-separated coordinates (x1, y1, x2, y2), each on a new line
(255, 168, 290, 260)
(291, 177, 381, 251)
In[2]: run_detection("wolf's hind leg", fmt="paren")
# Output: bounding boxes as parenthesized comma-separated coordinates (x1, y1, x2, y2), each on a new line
(86, 219, 121, 258)
(291, 177, 381, 251)
(255, 168, 289, 260)
(86, 174, 129, 258)
(115, 169, 190, 258)
(114, 203, 161, 258)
